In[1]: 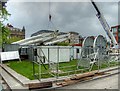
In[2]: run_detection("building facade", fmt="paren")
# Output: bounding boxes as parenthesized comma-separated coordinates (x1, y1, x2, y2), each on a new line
(31, 30, 83, 45)
(68, 31, 82, 45)
(111, 25, 120, 47)
(6, 23, 25, 39)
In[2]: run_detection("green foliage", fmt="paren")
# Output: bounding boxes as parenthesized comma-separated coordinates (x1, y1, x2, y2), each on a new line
(0, 3, 11, 47)
(0, 23, 10, 47)
(57, 42, 70, 46)
(8, 36, 22, 43)
(0, 6, 11, 21)
(2, 25, 10, 44)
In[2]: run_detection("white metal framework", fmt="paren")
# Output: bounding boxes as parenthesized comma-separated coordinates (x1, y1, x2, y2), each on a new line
(93, 35, 107, 54)
(81, 36, 94, 57)
(78, 35, 108, 71)
(12, 33, 51, 45)
(12, 32, 69, 46)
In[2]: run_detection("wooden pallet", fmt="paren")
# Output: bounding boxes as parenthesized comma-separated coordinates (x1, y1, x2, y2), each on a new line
(28, 81, 52, 90)
(56, 71, 106, 87)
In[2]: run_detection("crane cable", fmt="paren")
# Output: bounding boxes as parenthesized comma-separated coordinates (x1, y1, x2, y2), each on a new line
(48, 0, 57, 30)
(49, 0, 51, 22)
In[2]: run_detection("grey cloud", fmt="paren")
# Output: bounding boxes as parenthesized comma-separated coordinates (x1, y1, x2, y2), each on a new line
(5, 1, 118, 39)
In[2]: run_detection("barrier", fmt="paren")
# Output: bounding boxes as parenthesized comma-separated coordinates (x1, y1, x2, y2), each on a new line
(0, 51, 21, 63)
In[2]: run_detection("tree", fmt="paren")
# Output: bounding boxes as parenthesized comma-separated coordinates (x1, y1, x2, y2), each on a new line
(0, 1, 11, 48)
(8, 36, 22, 43)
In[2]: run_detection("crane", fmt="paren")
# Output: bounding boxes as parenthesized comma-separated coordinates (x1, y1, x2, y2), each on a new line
(91, 0, 118, 48)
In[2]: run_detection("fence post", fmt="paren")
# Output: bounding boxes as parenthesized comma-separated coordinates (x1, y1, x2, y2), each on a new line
(48, 48, 50, 68)
(56, 47, 59, 79)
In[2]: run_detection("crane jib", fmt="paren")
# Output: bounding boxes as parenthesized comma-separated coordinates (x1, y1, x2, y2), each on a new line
(91, 0, 118, 47)
(91, 0, 101, 15)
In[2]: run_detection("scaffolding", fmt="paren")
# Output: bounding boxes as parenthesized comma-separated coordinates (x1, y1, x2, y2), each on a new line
(12, 35, 118, 81)
(31, 46, 84, 80)
(30, 37, 118, 81)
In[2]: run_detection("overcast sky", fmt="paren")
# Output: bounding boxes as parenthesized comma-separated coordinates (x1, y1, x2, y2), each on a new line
(5, 0, 119, 40)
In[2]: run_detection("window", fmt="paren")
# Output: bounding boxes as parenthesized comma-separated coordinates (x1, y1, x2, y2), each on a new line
(76, 48, 79, 53)
(113, 33, 117, 36)
(118, 38, 120, 43)
(112, 27, 117, 33)
(118, 26, 120, 32)
(118, 33, 120, 37)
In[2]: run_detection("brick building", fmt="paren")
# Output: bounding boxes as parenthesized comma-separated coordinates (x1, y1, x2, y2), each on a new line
(6, 23, 25, 39)
(111, 25, 120, 48)
(68, 31, 81, 45)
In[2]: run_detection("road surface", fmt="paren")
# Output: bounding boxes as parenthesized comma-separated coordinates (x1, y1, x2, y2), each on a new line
(60, 74, 119, 89)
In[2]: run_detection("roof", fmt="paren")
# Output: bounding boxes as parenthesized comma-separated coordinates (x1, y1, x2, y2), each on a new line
(69, 31, 79, 35)
(31, 30, 67, 37)
(58, 32, 67, 35)
(31, 30, 54, 37)
(111, 25, 120, 28)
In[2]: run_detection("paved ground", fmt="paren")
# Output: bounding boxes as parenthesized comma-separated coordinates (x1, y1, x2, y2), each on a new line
(0, 76, 3, 91)
(61, 74, 119, 89)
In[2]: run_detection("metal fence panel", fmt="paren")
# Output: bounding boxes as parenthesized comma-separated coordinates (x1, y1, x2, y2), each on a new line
(4, 44, 19, 52)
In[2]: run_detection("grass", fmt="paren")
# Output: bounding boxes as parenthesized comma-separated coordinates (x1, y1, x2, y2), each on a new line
(4, 59, 119, 80)
(5, 60, 34, 79)
(4, 60, 78, 80)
